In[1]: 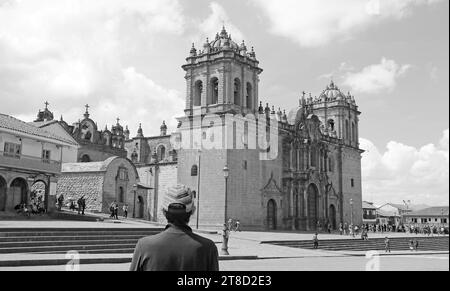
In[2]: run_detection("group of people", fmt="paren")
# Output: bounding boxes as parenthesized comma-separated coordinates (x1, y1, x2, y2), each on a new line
(14, 196, 46, 216)
(405, 224, 448, 236)
(109, 201, 129, 220)
(227, 218, 241, 232)
(57, 194, 86, 215)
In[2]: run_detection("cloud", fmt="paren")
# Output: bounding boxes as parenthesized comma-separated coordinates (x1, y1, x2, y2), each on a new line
(341, 58, 411, 94)
(251, 0, 444, 47)
(191, 2, 245, 46)
(0, 0, 185, 136)
(360, 129, 449, 206)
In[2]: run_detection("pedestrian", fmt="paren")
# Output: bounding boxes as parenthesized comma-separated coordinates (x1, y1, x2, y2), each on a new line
(409, 239, 414, 251)
(80, 196, 86, 215)
(57, 194, 64, 211)
(77, 197, 82, 215)
(235, 220, 241, 232)
(123, 204, 128, 219)
(228, 218, 234, 231)
(414, 239, 419, 251)
(110, 201, 116, 218)
(327, 223, 332, 234)
(339, 223, 343, 235)
(384, 237, 391, 253)
(129, 184, 219, 271)
(114, 202, 119, 219)
(313, 233, 319, 249)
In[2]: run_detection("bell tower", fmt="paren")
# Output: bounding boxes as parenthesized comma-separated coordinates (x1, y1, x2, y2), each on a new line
(182, 27, 263, 117)
(310, 81, 361, 148)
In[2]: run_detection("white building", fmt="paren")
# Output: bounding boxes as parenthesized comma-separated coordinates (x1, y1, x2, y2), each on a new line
(0, 113, 78, 213)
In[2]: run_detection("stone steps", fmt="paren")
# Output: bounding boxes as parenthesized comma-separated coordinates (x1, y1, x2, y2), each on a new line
(0, 227, 164, 254)
(264, 236, 449, 251)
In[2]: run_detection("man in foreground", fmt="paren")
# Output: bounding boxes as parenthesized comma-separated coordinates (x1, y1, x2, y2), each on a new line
(129, 184, 219, 271)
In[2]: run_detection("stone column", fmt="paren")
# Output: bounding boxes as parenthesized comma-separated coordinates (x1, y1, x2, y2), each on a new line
(304, 188, 310, 231)
(290, 180, 295, 230)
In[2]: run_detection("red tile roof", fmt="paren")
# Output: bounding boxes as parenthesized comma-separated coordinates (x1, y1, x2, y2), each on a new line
(0, 113, 77, 145)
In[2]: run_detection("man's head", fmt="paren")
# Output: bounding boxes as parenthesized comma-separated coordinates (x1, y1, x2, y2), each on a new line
(162, 184, 196, 225)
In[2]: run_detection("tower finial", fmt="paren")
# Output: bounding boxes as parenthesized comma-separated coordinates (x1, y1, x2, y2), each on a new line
(84, 104, 90, 118)
(44, 101, 49, 110)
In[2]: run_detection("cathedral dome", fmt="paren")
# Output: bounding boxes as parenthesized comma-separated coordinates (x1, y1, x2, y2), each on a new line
(287, 106, 306, 125)
(319, 81, 347, 101)
(209, 26, 239, 51)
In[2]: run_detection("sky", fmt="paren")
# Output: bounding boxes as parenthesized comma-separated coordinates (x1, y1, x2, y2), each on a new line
(0, 0, 448, 206)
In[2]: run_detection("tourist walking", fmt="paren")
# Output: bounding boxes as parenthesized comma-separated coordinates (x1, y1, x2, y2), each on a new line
(110, 201, 116, 218)
(77, 197, 82, 215)
(384, 237, 391, 253)
(235, 220, 241, 232)
(313, 233, 319, 249)
(414, 239, 419, 251)
(123, 204, 129, 219)
(114, 202, 119, 219)
(80, 196, 86, 215)
(57, 194, 64, 211)
(130, 184, 219, 271)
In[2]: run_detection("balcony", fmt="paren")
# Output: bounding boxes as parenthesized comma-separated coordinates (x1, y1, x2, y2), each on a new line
(0, 151, 61, 175)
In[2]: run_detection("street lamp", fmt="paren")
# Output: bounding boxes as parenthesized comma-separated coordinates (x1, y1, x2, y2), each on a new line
(221, 165, 230, 256)
(132, 184, 138, 218)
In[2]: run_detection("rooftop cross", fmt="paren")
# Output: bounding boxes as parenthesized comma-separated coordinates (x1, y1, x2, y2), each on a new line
(85, 104, 90, 112)
(116, 117, 120, 124)
(44, 101, 49, 109)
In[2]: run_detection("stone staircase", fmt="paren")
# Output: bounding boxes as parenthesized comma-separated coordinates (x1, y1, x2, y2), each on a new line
(0, 227, 163, 255)
(263, 236, 449, 252)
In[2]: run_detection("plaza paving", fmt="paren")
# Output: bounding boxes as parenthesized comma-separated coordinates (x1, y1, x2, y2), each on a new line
(1, 254, 448, 271)
(0, 219, 448, 271)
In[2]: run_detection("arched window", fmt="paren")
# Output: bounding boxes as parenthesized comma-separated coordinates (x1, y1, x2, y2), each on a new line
(118, 187, 124, 203)
(310, 149, 317, 168)
(191, 165, 198, 176)
(246, 83, 253, 109)
(234, 78, 241, 106)
(157, 145, 166, 161)
(210, 77, 219, 105)
(351, 122, 356, 143)
(194, 80, 202, 107)
(345, 120, 349, 141)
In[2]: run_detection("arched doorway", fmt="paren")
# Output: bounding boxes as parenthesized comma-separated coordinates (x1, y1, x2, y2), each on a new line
(31, 180, 47, 208)
(329, 204, 337, 230)
(10, 178, 28, 207)
(0, 176, 7, 211)
(137, 196, 144, 219)
(307, 184, 319, 230)
(80, 154, 91, 163)
(267, 199, 277, 230)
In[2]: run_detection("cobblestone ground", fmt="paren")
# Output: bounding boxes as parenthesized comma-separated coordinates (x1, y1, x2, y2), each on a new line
(0, 254, 448, 271)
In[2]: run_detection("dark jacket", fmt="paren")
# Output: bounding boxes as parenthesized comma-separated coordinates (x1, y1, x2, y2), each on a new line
(129, 224, 219, 271)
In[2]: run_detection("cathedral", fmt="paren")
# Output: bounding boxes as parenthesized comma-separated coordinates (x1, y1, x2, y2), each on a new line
(127, 27, 364, 231)
(33, 103, 129, 163)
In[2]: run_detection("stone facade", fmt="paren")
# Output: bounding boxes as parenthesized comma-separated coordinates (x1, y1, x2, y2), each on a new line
(124, 122, 178, 223)
(173, 28, 364, 230)
(33, 104, 129, 163)
(56, 156, 149, 218)
(123, 27, 364, 231)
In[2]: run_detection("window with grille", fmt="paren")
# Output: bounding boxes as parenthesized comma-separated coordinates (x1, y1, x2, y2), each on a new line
(42, 150, 51, 163)
(4, 142, 21, 159)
